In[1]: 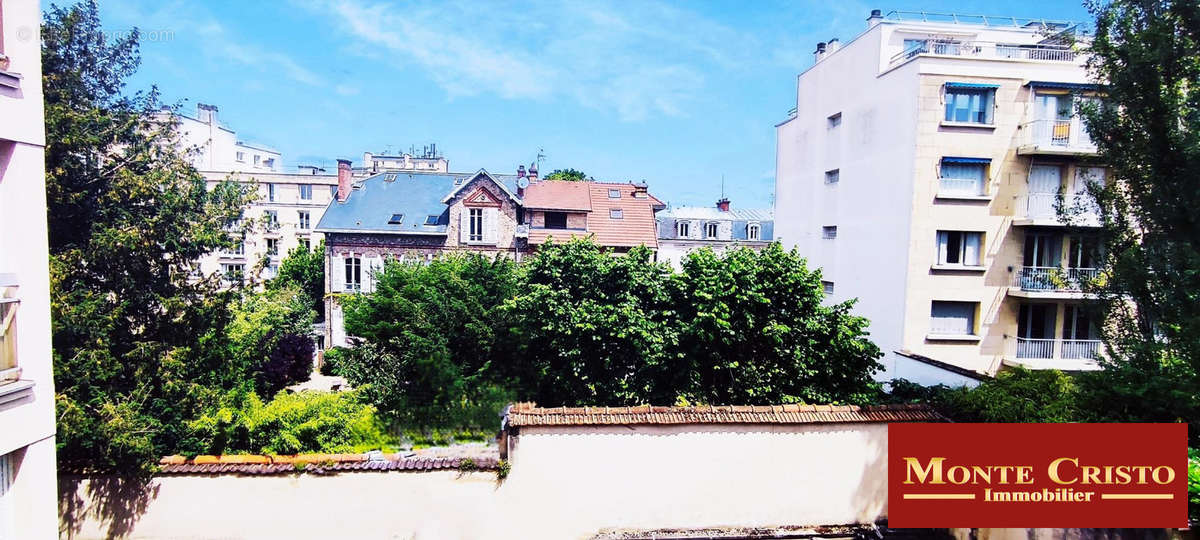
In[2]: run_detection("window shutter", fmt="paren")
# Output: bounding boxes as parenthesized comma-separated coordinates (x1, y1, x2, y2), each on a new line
(485, 208, 499, 244)
(459, 209, 470, 243)
(936, 232, 949, 264)
(331, 255, 343, 291)
(931, 302, 975, 335)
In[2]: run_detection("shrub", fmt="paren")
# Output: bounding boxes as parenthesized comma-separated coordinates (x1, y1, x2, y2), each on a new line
(888, 367, 1079, 423)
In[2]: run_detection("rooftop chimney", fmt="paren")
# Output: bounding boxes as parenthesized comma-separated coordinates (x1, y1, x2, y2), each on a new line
(528, 162, 538, 182)
(867, 9, 883, 28)
(196, 103, 218, 124)
(826, 38, 841, 54)
(337, 159, 352, 202)
(814, 42, 827, 63)
(517, 164, 526, 178)
(633, 181, 649, 197)
(716, 198, 730, 212)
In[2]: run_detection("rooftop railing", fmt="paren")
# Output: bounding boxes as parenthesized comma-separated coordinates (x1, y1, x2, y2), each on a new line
(889, 39, 1078, 68)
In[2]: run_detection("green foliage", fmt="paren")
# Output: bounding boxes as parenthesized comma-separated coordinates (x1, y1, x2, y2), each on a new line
(1189, 447, 1199, 522)
(270, 240, 326, 322)
(888, 369, 1079, 423)
(45, 1, 256, 474)
(228, 286, 317, 395)
(338, 254, 518, 429)
(1069, 0, 1200, 437)
(543, 168, 590, 181)
(186, 390, 395, 455)
(497, 459, 511, 480)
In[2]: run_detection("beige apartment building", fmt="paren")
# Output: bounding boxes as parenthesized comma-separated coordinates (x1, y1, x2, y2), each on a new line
(775, 10, 1103, 385)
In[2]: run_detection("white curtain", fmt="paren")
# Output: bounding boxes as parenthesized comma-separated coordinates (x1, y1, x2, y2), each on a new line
(963, 233, 981, 265)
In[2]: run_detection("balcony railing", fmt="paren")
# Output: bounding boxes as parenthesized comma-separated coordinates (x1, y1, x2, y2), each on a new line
(1019, 119, 1096, 153)
(1013, 266, 1101, 292)
(1017, 337, 1101, 360)
(1020, 193, 1100, 224)
(890, 40, 1077, 67)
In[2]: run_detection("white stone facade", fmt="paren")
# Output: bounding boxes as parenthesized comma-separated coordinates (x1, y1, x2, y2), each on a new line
(158, 103, 282, 174)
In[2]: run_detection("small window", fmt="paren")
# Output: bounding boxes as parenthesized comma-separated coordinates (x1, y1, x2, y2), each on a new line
(385, 173, 398, 182)
(677, 221, 690, 238)
(930, 301, 977, 336)
(822, 281, 834, 295)
(939, 159, 988, 196)
(299, 184, 313, 200)
(236, 151, 245, 162)
(705, 222, 719, 238)
(266, 238, 279, 255)
(545, 212, 568, 229)
(424, 215, 440, 226)
(254, 155, 262, 166)
(608, 189, 621, 198)
(388, 213, 404, 225)
(264, 210, 278, 229)
(300, 238, 310, 250)
(825, 169, 840, 184)
(610, 209, 623, 219)
(944, 85, 995, 124)
(822, 226, 837, 239)
(267, 183, 276, 202)
(827, 112, 842, 128)
(747, 223, 761, 241)
(936, 231, 983, 266)
(298, 211, 310, 230)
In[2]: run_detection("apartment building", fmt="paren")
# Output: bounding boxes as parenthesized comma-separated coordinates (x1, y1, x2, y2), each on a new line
(159, 103, 282, 173)
(656, 198, 774, 271)
(360, 145, 449, 176)
(0, 1, 59, 536)
(775, 10, 1101, 385)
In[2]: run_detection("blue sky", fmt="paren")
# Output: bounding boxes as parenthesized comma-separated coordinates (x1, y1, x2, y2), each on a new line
(100, 0, 1093, 209)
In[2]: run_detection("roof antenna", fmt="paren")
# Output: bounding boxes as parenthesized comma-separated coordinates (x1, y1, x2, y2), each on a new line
(535, 147, 546, 168)
(721, 174, 725, 199)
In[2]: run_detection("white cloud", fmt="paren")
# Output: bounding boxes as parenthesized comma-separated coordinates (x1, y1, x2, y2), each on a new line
(335, 84, 361, 96)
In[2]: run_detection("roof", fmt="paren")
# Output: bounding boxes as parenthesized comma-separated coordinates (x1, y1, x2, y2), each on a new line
(156, 450, 499, 476)
(315, 170, 518, 235)
(505, 402, 943, 427)
(527, 182, 662, 249)
(658, 206, 773, 222)
(522, 181, 592, 211)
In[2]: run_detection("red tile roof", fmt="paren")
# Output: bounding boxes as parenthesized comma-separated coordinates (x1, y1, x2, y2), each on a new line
(505, 403, 943, 427)
(156, 451, 499, 475)
(522, 181, 592, 211)
(527, 182, 660, 249)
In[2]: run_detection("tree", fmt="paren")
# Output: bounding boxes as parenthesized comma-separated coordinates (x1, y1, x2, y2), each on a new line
(270, 240, 326, 322)
(543, 168, 590, 181)
(1068, 0, 1200, 434)
(227, 287, 316, 396)
(45, 1, 255, 473)
(675, 245, 882, 405)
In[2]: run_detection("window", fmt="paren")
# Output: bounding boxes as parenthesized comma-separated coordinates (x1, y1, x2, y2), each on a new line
(265, 264, 279, 279)
(236, 151, 245, 162)
(827, 112, 842, 128)
(299, 238, 310, 250)
(1, 278, 19, 379)
(266, 238, 278, 255)
(388, 213, 404, 225)
(299, 184, 313, 200)
(705, 222, 719, 238)
(610, 209, 623, 219)
(384, 173, 398, 182)
(298, 211, 310, 230)
(264, 210, 279, 229)
(608, 189, 621, 198)
(224, 239, 245, 256)
(263, 158, 275, 170)
(254, 155, 262, 166)
(902, 38, 928, 58)
(936, 231, 983, 266)
(930, 301, 977, 336)
(822, 226, 837, 239)
(677, 221, 690, 238)
(424, 215, 439, 226)
(939, 158, 987, 196)
(944, 85, 995, 124)
(221, 263, 245, 282)
(822, 281, 835, 295)
(544, 212, 568, 229)
(747, 223, 761, 241)
(469, 209, 484, 242)
(344, 257, 361, 292)
(267, 183, 276, 202)
(825, 169, 839, 184)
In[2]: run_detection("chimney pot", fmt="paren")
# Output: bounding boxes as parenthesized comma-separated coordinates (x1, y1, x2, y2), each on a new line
(528, 162, 538, 181)
(814, 42, 827, 63)
(867, 8, 883, 28)
(337, 159, 353, 202)
(518, 165, 526, 178)
(716, 198, 730, 212)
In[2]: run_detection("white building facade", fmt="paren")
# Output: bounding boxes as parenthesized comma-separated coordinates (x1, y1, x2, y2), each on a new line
(0, 1, 59, 537)
(655, 199, 774, 271)
(774, 10, 1101, 386)
(160, 103, 282, 174)
(360, 145, 448, 176)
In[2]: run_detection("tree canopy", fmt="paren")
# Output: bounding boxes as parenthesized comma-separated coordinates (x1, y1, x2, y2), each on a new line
(543, 168, 590, 181)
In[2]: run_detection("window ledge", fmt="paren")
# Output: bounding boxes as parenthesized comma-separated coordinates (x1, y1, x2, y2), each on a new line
(0, 70, 22, 90)
(926, 333, 982, 342)
(0, 379, 35, 406)
(934, 193, 993, 202)
(931, 264, 987, 272)
(939, 121, 996, 130)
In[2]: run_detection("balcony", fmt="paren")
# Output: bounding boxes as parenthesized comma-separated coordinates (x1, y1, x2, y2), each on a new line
(1014, 193, 1100, 227)
(1012, 337, 1102, 371)
(889, 40, 1077, 69)
(1010, 266, 1101, 298)
(1017, 119, 1097, 156)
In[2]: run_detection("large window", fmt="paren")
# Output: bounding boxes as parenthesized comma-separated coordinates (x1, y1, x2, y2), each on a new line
(944, 85, 995, 124)
(344, 257, 361, 292)
(298, 211, 310, 230)
(930, 301, 977, 336)
(939, 158, 988, 196)
(299, 184, 313, 201)
(221, 263, 245, 283)
(936, 231, 983, 266)
(469, 209, 484, 242)
(266, 238, 278, 256)
(544, 212, 568, 229)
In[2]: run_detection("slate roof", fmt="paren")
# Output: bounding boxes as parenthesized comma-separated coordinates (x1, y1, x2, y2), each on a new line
(314, 170, 519, 235)
(505, 403, 942, 427)
(658, 206, 773, 221)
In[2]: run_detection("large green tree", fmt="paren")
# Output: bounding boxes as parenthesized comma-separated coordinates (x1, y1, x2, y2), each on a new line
(1068, 0, 1200, 431)
(269, 240, 326, 322)
(45, 1, 255, 473)
(543, 168, 590, 181)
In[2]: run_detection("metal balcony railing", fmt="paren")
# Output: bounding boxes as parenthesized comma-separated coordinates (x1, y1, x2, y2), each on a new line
(1016, 337, 1101, 360)
(1020, 119, 1096, 152)
(890, 40, 1077, 67)
(1013, 266, 1101, 292)
(1062, 339, 1102, 359)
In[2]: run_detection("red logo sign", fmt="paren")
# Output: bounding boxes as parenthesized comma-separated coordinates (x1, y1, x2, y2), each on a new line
(889, 423, 1187, 528)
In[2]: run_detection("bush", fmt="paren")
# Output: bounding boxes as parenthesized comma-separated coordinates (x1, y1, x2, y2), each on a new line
(1190, 448, 1199, 522)
(186, 389, 396, 455)
(257, 334, 315, 395)
(888, 367, 1078, 423)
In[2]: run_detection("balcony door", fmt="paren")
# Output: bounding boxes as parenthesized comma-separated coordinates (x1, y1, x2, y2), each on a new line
(1027, 165, 1062, 218)
(1035, 93, 1073, 146)
(1061, 305, 1100, 359)
(1017, 303, 1057, 358)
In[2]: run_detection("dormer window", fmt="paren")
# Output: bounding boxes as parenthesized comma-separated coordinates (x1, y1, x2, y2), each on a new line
(388, 214, 404, 225)
(385, 173, 398, 182)
(705, 222, 719, 238)
(677, 221, 690, 238)
(610, 209, 623, 219)
(747, 223, 761, 241)
(424, 215, 439, 226)
(608, 189, 621, 198)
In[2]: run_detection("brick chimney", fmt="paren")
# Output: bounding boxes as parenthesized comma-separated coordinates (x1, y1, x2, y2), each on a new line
(517, 164, 526, 178)
(716, 197, 730, 212)
(337, 159, 352, 202)
(528, 162, 538, 182)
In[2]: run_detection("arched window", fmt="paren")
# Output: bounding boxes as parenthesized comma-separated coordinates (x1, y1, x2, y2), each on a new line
(747, 223, 761, 241)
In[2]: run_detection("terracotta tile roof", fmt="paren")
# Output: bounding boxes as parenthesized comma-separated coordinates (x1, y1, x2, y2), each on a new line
(156, 451, 499, 476)
(522, 181, 592, 211)
(505, 402, 943, 427)
(526, 182, 662, 249)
